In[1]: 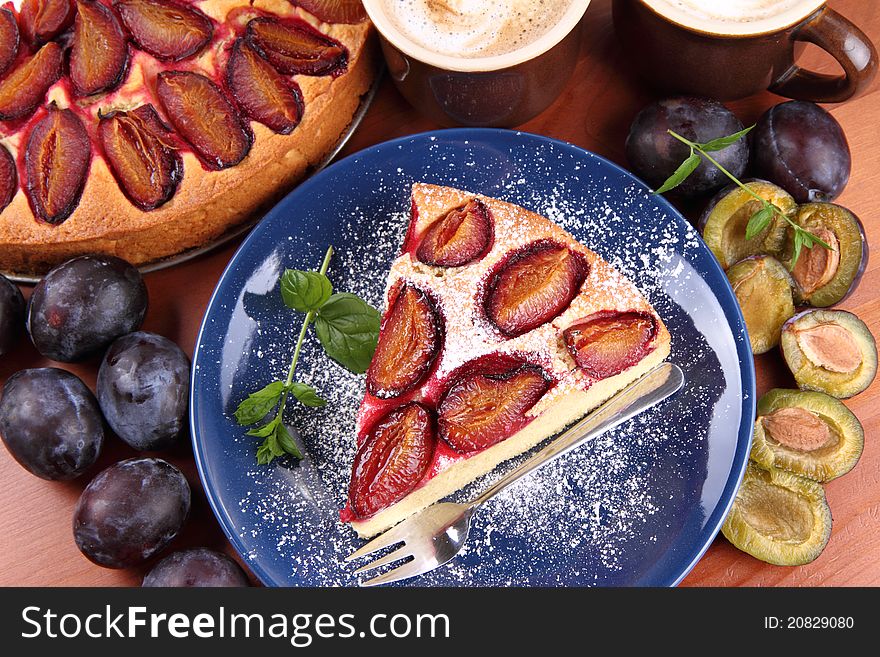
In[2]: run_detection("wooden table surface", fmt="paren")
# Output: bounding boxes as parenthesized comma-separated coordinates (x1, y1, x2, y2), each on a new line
(2, 0, 878, 587)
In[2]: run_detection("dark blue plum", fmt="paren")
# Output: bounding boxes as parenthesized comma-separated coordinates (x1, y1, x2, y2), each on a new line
(73, 457, 190, 568)
(626, 96, 749, 198)
(28, 255, 148, 362)
(143, 548, 250, 587)
(0, 368, 104, 480)
(0, 273, 25, 356)
(752, 100, 851, 203)
(97, 332, 190, 451)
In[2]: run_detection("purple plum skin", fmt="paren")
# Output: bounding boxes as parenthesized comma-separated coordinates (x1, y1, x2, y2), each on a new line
(625, 96, 749, 199)
(97, 332, 190, 451)
(752, 101, 851, 203)
(0, 274, 24, 356)
(73, 457, 190, 568)
(143, 548, 250, 587)
(0, 368, 104, 480)
(28, 256, 148, 363)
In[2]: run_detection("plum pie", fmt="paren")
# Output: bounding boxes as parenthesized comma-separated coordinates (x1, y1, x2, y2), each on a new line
(0, 0, 377, 274)
(342, 183, 672, 538)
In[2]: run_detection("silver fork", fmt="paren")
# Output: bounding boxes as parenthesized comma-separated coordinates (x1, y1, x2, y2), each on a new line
(345, 362, 685, 586)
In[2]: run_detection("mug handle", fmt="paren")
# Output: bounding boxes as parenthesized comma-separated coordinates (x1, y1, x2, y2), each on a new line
(770, 6, 877, 102)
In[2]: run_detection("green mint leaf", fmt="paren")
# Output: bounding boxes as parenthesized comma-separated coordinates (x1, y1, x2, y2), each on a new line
(256, 442, 276, 465)
(314, 293, 380, 374)
(280, 269, 333, 312)
(801, 230, 833, 251)
(745, 204, 775, 241)
(290, 382, 327, 407)
(790, 230, 805, 270)
(698, 125, 754, 152)
(256, 429, 285, 465)
(245, 417, 279, 438)
(233, 381, 285, 425)
(275, 423, 304, 460)
(653, 151, 701, 194)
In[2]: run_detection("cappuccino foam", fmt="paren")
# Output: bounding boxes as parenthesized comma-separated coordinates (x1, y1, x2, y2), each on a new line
(643, 0, 825, 34)
(383, 0, 576, 59)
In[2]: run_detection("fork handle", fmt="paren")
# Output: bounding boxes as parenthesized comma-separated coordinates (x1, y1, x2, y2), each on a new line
(469, 362, 684, 509)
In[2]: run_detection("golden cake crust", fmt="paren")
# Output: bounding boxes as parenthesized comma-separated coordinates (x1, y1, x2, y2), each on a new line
(349, 183, 672, 537)
(0, 0, 378, 274)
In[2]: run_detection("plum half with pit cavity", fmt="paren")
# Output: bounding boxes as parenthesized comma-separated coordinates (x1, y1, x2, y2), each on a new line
(721, 461, 832, 566)
(784, 203, 867, 307)
(625, 96, 748, 199)
(751, 388, 863, 482)
(780, 309, 877, 399)
(726, 255, 794, 355)
(698, 180, 796, 270)
(752, 101, 851, 203)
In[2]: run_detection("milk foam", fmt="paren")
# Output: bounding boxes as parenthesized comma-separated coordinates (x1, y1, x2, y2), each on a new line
(643, 0, 824, 33)
(383, 0, 575, 58)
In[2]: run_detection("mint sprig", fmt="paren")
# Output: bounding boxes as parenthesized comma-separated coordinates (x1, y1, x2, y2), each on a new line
(654, 126, 831, 269)
(233, 245, 380, 464)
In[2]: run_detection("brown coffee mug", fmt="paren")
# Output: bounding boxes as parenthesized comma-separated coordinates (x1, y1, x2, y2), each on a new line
(613, 0, 877, 101)
(362, 1, 591, 127)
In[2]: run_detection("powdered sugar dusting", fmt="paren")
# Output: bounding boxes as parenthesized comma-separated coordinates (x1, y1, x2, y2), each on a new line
(197, 132, 747, 587)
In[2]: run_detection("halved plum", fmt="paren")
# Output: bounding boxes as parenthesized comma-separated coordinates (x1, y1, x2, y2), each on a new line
(114, 0, 213, 62)
(485, 241, 588, 337)
(295, 0, 368, 24)
(563, 310, 657, 379)
(98, 104, 182, 211)
(19, 0, 74, 46)
(226, 38, 304, 135)
(780, 309, 877, 399)
(156, 70, 253, 170)
(416, 199, 492, 267)
(70, 0, 130, 97)
(0, 41, 63, 121)
(727, 255, 794, 355)
(366, 283, 442, 399)
(348, 402, 435, 519)
(751, 388, 863, 482)
(438, 364, 550, 454)
(0, 8, 19, 77)
(721, 460, 832, 566)
(784, 203, 867, 307)
(24, 103, 91, 224)
(699, 181, 796, 270)
(0, 143, 15, 212)
(245, 17, 348, 77)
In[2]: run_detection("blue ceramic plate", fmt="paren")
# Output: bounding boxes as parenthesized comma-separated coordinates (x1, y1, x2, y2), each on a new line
(191, 129, 755, 587)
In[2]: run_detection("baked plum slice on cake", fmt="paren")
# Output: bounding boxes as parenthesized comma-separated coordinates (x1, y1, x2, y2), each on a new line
(69, 0, 129, 96)
(0, 41, 62, 120)
(366, 282, 443, 399)
(348, 402, 436, 520)
(564, 311, 659, 379)
(0, 8, 19, 76)
(344, 183, 671, 538)
(484, 240, 589, 337)
(98, 104, 183, 211)
(245, 15, 349, 77)
(19, 0, 75, 46)
(439, 362, 551, 454)
(114, 0, 213, 62)
(25, 104, 91, 224)
(415, 198, 492, 267)
(226, 37, 304, 135)
(156, 70, 253, 170)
